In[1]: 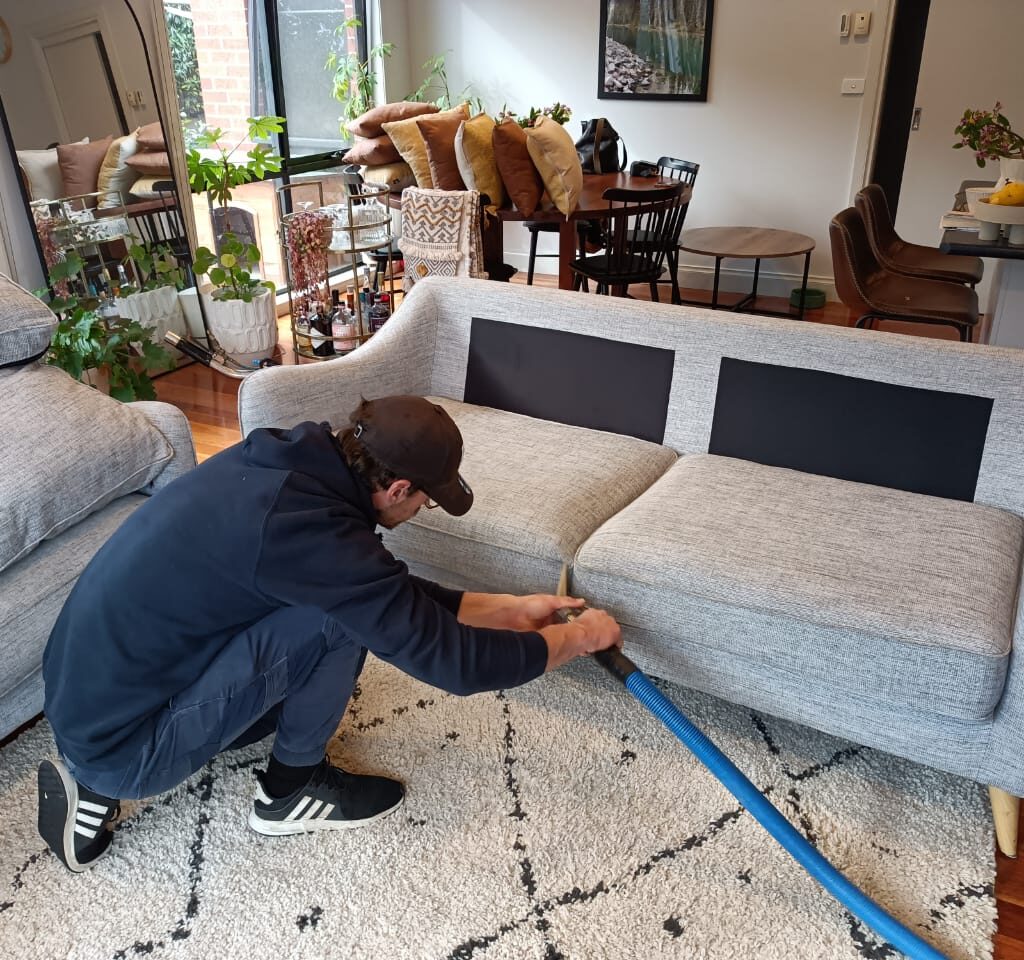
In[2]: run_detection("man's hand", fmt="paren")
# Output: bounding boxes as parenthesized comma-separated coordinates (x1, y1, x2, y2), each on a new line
(457, 592, 586, 631)
(539, 607, 622, 672)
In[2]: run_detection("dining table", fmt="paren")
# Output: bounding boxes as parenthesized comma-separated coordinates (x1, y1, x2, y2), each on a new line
(489, 172, 693, 290)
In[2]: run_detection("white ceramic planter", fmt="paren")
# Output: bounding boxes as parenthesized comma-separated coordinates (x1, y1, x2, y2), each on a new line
(115, 286, 186, 344)
(202, 285, 278, 366)
(177, 287, 207, 340)
(998, 157, 1024, 187)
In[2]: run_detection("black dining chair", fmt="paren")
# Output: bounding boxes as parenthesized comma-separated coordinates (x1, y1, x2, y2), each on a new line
(570, 182, 689, 300)
(628, 157, 699, 303)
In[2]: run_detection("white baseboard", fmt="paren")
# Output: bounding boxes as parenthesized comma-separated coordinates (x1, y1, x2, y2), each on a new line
(503, 251, 837, 302)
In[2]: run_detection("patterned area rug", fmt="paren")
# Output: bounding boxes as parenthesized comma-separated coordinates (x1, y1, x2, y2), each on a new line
(0, 657, 995, 959)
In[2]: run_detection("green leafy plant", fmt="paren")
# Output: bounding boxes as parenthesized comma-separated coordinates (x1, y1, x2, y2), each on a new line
(407, 54, 484, 115)
(43, 254, 175, 401)
(185, 115, 284, 300)
(119, 242, 188, 295)
(954, 103, 1024, 167)
(496, 102, 573, 128)
(325, 17, 394, 125)
(193, 236, 275, 303)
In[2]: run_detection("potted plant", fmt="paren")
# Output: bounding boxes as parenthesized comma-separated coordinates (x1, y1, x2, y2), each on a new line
(43, 253, 175, 400)
(115, 241, 189, 347)
(953, 102, 1024, 186)
(186, 115, 284, 364)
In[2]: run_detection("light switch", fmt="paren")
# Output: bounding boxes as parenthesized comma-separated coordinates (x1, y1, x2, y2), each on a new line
(841, 78, 865, 95)
(853, 11, 871, 36)
(839, 12, 851, 37)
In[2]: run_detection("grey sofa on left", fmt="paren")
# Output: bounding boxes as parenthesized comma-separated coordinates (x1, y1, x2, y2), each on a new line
(0, 276, 197, 740)
(238, 276, 1024, 858)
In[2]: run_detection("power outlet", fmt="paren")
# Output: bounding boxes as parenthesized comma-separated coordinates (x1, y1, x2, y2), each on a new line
(853, 11, 871, 36)
(841, 78, 865, 95)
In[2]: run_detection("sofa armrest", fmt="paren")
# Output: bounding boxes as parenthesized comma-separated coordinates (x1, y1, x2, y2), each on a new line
(129, 400, 198, 493)
(237, 283, 440, 436)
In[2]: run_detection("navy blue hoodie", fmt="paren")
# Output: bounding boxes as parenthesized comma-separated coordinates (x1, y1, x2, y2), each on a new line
(43, 421, 548, 769)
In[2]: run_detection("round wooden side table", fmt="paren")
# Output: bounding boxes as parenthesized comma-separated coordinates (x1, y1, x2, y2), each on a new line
(679, 226, 816, 320)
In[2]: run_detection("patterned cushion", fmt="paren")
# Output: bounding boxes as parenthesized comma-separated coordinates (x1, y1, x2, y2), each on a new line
(0, 275, 56, 367)
(381, 397, 677, 595)
(0, 363, 173, 573)
(573, 454, 1024, 720)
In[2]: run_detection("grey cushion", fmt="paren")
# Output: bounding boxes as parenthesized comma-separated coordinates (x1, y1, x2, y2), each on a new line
(0, 275, 57, 366)
(0, 363, 172, 573)
(572, 454, 1024, 721)
(382, 397, 677, 595)
(0, 494, 145, 738)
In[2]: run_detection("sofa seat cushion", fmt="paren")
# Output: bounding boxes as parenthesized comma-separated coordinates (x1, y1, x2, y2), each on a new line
(572, 454, 1024, 721)
(381, 398, 677, 595)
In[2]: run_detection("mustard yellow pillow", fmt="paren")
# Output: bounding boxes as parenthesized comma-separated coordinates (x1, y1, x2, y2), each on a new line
(525, 117, 583, 217)
(454, 114, 505, 210)
(382, 103, 469, 189)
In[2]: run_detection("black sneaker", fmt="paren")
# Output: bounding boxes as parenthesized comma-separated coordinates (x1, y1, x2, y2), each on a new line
(38, 758, 120, 872)
(248, 759, 404, 836)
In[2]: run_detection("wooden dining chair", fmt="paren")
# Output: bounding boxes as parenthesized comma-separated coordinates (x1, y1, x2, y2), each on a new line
(830, 207, 979, 342)
(855, 183, 983, 286)
(570, 182, 688, 300)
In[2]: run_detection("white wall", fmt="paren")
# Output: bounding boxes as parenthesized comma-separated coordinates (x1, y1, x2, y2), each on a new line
(386, 0, 890, 295)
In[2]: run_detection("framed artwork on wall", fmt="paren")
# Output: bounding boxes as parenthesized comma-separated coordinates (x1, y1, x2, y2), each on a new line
(598, 0, 714, 102)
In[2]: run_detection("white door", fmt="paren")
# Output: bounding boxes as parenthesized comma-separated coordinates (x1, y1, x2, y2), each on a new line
(41, 32, 123, 143)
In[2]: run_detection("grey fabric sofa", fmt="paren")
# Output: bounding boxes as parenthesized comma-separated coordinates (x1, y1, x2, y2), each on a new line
(0, 277, 198, 740)
(238, 276, 1024, 856)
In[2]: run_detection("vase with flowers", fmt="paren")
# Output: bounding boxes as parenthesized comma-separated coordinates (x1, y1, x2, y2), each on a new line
(953, 102, 1024, 186)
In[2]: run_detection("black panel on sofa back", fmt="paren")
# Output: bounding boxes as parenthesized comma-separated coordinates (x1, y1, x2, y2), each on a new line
(709, 357, 993, 502)
(465, 318, 675, 443)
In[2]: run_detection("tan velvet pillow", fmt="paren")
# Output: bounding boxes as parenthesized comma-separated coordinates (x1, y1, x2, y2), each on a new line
(492, 119, 543, 217)
(96, 132, 141, 208)
(454, 114, 505, 209)
(125, 150, 172, 176)
(417, 112, 467, 190)
(346, 101, 439, 139)
(383, 104, 470, 189)
(361, 161, 416, 193)
(135, 121, 165, 151)
(342, 135, 402, 166)
(56, 136, 113, 203)
(526, 117, 583, 217)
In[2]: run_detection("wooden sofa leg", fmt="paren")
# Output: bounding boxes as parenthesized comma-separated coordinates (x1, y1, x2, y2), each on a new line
(989, 786, 1020, 858)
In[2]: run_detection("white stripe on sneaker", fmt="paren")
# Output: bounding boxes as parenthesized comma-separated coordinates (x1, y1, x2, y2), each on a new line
(74, 824, 98, 839)
(305, 800, 324, 820)
(78, 800, 109, 815)
(285, 796, 313, 822)
(317, 803, 335, 820)
(76, 812, 104, 827)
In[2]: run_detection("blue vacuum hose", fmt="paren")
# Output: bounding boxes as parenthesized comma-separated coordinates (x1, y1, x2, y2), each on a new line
(588, 642, 952, 960)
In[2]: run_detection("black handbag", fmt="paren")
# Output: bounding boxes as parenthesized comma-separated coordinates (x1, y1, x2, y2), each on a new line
(575, 118, 628, 174)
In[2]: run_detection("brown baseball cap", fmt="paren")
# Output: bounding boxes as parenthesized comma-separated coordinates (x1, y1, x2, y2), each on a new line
(351, 396, 473, 516)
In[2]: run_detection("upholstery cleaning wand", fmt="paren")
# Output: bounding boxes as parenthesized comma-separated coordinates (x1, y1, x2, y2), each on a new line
(557, 605, 952, 960)
(163, 331, 275, 379)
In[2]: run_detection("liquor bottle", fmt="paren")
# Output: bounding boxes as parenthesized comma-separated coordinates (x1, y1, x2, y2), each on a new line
(331, 293, 358, 353)
(367, 292, 391, 333)
(311, 301, 335, 357)
(294, 303, 312, 354)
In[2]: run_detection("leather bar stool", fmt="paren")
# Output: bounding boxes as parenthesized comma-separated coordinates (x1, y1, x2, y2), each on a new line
(830, 207, 979, 342)
(855, 184, 983, 286)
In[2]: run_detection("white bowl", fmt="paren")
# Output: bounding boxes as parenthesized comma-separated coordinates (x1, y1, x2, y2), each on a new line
(974, 198, 1024, 225)
(964, 187, 994, 215)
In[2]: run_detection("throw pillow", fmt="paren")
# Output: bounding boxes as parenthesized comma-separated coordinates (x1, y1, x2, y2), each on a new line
(525, 117, 583, 217)
(125, 150, 172, 176)
(417, 112, 467, 190)
(342, 135, 402, 166)
(56, 136, 114, 205)
(346, 101, 439, 140)
(492, 118, 543, 217)
(96, 131, 141, 209)
(454, 114, 505, 210)
(383, 103, 470, 189)
(0, 362, 173, 573)
(16, 147, 65, 202)
(0, 274, 56, 368)
(361, 161, 416, 193)
(135, 121, 166, 152)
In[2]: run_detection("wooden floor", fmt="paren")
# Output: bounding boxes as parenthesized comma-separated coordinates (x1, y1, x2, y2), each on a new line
(153, 275, 1021, 958)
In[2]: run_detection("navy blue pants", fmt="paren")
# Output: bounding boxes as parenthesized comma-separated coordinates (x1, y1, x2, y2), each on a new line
(65, 607, 365, 800)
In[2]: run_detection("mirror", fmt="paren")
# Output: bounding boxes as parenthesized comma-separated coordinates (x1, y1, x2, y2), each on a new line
(0, 0, 203, 349)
